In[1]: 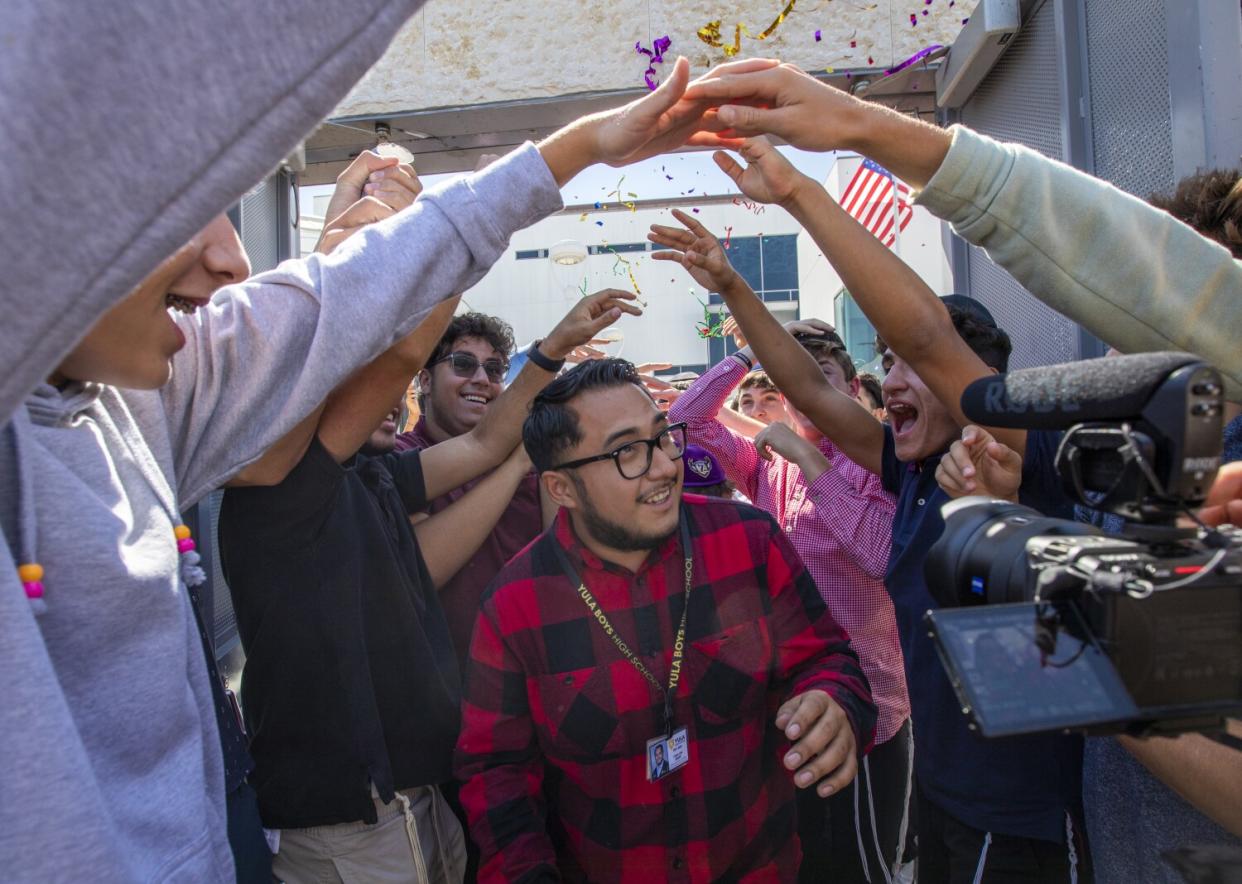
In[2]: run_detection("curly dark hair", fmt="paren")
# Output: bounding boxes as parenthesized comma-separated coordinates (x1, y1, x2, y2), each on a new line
(428, 311, 517, 367)
(1149, 169, 1242, 259)
(875, 304, 1012, 373)
(522, 358, 647, 472)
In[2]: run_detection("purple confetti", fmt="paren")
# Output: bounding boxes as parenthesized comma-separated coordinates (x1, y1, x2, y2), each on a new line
(910, 13, 917, 25)
(814, 29, 822, 41)
(595, 221, 605, 227)
(922, 9, 929, 14)
(692, 208, 700, 213)
(687, 188, 696, 194)
(883, 44, 944, 77)
(666, 175, 674, 180)
(635, 35, 673, 91)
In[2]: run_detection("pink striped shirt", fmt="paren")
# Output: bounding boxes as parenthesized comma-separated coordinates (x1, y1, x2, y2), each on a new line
(670, 356, 910, 743)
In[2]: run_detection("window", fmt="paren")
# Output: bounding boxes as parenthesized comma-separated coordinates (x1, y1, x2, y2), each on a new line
(833, 289, 883, 373)
(707, 234, 799, 306)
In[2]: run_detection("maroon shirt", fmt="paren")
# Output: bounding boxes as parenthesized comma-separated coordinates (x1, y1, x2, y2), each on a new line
(395, 418, 542, 666)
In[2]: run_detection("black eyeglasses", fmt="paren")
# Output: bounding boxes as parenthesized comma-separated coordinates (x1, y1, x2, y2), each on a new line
(553, 423, 688, 480)
(430, 351, 509, 384)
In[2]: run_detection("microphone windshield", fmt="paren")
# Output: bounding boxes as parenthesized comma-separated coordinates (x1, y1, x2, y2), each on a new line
(960, 352, 1204, 430)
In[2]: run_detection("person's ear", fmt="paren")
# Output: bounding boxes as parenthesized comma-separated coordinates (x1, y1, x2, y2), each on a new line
(542, 470, 581, 511)
(848, 377, 861, 398)
(416, 368, 432, 395)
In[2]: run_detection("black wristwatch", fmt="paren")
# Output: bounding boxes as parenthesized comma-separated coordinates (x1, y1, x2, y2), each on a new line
(528, 340, 566, 373)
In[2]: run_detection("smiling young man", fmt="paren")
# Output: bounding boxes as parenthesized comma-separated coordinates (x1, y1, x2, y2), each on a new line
(455, 358, 877, 883)
(650, 136, 1084, 881)
(395, 312, 542, 667)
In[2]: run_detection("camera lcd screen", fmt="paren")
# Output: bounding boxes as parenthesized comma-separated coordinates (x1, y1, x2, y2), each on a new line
(926, 602, 1139, 737)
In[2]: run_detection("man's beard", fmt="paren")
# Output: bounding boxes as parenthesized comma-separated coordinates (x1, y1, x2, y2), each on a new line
(574, 478, 679, 552)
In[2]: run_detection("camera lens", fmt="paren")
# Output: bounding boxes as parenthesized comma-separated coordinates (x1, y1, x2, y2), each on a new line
(925, 498, 1101, 607)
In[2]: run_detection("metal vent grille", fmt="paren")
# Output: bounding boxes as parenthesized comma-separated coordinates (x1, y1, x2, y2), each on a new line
(960, 0, 1064, 160)
(956, 0, 1080, 370)
(239, 175, 281, 274)
(1085, 0, 1175, 197)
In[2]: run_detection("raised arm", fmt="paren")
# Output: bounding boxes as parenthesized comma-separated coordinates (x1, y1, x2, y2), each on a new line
(684, 63, 1242, 398)
(650, 210, 886, 473)
(418, 289, 641, 500)
(714, 136, 1027, 457)
(151, 58, 776, 508)
(413, 445, 533, 589)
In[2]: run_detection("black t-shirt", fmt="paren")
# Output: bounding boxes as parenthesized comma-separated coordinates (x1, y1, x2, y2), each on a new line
(219, 438, 460, 829)
(880, 426, 1083, 843)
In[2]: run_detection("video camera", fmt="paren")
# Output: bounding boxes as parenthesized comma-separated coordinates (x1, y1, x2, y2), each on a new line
(923, 352, 1242, 738)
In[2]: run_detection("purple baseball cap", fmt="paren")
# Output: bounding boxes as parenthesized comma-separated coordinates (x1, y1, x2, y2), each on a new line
(682, 445, 726, 487)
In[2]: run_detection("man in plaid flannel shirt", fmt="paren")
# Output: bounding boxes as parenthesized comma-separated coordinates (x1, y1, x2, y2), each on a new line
(455, 358, 876, 883)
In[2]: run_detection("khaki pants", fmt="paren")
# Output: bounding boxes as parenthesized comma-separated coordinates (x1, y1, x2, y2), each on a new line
(273, 786, 466, 884)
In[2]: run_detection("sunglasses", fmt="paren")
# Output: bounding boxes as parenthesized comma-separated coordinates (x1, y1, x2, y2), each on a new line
(430, 351, 509, 384)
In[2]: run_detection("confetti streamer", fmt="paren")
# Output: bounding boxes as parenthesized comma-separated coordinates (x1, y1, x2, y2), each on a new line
(607, 175, 637, 211)
(693, 294, 726, 338)
(602, 244, 648, 304)
(723, 226, 734, 250)
(579, 277, 590, 298)
(635, 35, 673, 90)
(732, 196, 767, 214)
(698, 0, 798, 57)
(883, 44, 944, 77)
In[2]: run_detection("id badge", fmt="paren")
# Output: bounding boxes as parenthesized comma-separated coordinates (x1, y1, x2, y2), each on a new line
(646, 727, 690, 782)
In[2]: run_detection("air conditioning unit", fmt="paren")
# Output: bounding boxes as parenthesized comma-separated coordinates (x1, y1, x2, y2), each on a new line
(935, 0, 1022, 109)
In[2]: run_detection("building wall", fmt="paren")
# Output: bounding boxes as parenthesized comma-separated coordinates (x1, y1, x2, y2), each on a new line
(448, 155, 952, 371)
(334, 0, 976, 117)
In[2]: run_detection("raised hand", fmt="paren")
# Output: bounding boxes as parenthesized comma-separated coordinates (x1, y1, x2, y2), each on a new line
(538, 58, 778, 184)
(683, 62, 864, 154)
(713, 136, 810, 207)
(649, 209, 743, 293)
(317, 158, 422, 255)
(935, 425, 1023, 501)
(540, 289, 643, 361)
(683, 60, 952, 188)
(721, 316, 747, 350)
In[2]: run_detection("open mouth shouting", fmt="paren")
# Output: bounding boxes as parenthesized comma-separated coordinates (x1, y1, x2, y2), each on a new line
(887, 400, 919, 441)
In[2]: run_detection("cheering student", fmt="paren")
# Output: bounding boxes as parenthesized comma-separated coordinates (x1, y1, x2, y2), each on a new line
(455, 358, 876, 882)
(650, 136, 1085, 881)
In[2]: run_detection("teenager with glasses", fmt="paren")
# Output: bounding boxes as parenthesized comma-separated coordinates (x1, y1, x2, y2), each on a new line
(455, 358, 877, 882)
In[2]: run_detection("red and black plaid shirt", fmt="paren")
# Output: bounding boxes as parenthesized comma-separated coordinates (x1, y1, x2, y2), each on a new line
(455, 496, 877, 883)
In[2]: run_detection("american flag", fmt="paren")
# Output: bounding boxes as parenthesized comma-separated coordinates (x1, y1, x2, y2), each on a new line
(839, 158, 913, 247)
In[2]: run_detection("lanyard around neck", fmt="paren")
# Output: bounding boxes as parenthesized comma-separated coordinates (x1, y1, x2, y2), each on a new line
(553, 509, 693, 736)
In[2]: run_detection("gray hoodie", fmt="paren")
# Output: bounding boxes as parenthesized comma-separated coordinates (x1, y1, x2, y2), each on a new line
(0, 3, 563, 881)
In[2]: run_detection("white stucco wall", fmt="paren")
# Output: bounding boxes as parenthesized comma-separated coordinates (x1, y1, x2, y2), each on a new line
(335, 0, 975, 116)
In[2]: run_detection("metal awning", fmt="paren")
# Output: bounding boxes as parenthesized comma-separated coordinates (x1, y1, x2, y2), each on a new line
(299, 67, 940, 184)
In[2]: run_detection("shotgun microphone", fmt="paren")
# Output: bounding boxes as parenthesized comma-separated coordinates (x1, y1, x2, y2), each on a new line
(959, 352, 1216, 430)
